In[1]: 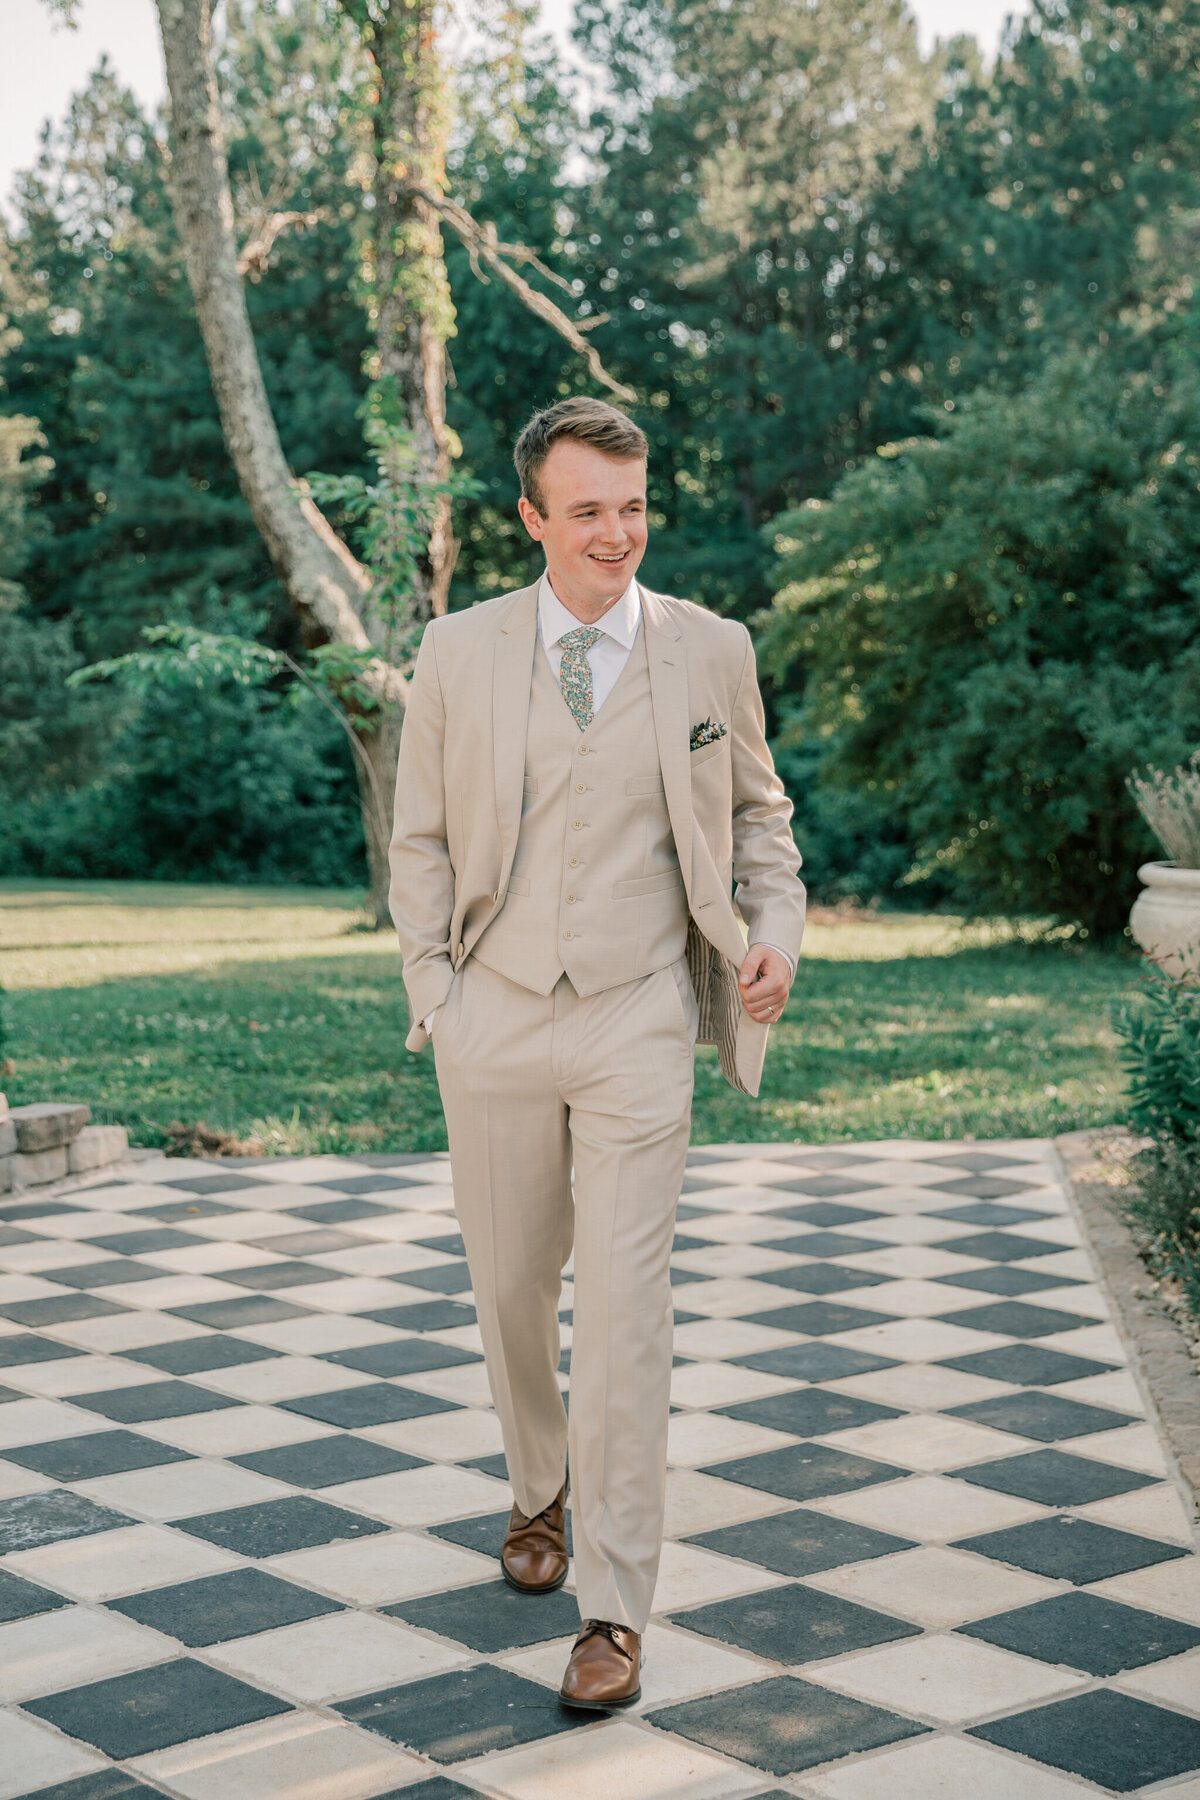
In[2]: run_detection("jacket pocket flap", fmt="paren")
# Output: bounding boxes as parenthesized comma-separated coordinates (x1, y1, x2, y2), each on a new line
(612, 868, 684, 899)
(625, 774, 666, 795)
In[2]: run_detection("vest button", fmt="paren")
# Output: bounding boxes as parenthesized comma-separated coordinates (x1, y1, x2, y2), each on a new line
(578, 745, 590, 755)
(563, 929, 575, 940)
(572, 820, 584, 830)
(568, 856, 580, 867)
(566, 893, 577, 904)
(575, 782, 586, 793)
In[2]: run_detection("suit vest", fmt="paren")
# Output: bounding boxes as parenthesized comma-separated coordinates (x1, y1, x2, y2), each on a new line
(472, 620, 690, 996)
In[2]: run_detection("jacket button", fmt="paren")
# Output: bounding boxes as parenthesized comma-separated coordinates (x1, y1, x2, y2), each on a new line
(456, 941, 464, 958)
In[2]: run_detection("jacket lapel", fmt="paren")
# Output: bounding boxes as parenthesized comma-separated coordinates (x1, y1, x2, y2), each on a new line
(493, 583, 540, 871)
(641, 586, 694, 898)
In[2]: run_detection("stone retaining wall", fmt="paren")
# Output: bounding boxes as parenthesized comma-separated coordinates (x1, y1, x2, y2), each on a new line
(0, 1093, 128, 1192)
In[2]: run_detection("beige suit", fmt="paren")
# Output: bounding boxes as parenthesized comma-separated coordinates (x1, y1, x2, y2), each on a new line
(389, 578, 805, 1628)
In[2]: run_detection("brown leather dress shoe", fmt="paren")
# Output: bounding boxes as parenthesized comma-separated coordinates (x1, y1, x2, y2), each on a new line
(500, 1481, 568, 1594)
(559, 1619, 641, 1710)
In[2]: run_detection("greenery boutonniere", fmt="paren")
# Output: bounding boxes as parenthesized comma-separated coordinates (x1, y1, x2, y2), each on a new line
(689, 717, 728, 751)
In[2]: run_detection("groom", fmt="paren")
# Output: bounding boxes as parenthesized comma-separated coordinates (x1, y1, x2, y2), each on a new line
(388, 396, 805, 1708)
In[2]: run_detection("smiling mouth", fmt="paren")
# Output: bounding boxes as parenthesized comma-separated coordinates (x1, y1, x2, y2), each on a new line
(589, 551, 628, 564)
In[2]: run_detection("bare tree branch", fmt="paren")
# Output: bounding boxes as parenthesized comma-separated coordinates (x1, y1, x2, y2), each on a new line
(237, 209, 322, 278)
(410, 185, 637, 403)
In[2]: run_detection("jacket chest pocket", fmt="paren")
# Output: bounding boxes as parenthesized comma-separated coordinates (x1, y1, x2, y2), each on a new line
(689, 737, 728, 770)
(626, 774, 666, 797)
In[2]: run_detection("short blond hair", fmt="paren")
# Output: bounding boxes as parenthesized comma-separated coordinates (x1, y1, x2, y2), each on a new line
(514, 397, 648, 516)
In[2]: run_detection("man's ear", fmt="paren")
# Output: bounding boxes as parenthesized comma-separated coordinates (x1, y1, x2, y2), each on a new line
(517, 496, 545, 541)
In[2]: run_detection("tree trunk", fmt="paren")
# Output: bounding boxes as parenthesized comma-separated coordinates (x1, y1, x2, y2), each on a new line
(154, 0, 405, 925)
(366, 1, 457, 619)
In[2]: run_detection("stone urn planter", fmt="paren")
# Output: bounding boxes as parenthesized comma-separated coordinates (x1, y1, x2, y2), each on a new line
(1130, 861, 1200, 979)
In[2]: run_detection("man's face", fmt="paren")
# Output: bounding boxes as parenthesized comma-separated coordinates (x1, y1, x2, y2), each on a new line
(518, 439, 648, 609)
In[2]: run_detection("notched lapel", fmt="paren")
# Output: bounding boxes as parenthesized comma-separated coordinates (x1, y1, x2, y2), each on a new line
(641, 588, 694, 896)
(494, 585, 539, 869)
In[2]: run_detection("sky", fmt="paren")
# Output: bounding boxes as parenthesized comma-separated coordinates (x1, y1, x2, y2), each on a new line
(1, 0, 1031, 217)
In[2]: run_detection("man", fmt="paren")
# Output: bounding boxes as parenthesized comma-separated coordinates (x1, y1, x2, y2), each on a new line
(388, 396, 805, 1709)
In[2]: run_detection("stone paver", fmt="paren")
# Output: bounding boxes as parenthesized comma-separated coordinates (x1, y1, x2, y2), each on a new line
(0, 1139, 1197, 1797)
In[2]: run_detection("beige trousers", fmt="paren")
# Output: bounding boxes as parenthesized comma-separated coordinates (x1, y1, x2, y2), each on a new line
(431, 951, 698, 1631)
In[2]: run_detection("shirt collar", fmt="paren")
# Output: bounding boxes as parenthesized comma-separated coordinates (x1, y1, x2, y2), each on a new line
(537, 569, 641, 651)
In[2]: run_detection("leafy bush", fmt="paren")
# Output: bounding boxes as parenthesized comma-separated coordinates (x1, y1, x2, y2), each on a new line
(1114, 964, 1200, 1318)
(760, 354, 1200, 937)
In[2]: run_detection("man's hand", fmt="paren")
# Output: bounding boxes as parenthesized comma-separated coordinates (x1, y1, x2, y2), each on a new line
(738, 944, 792, 1024)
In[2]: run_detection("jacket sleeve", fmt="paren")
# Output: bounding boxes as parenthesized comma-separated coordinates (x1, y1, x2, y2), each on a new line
(729, 624, 807, 966)
(388, 620, 458, 1037)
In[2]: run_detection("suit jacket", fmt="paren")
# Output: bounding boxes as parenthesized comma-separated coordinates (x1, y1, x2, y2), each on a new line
(388, 579, 806, 1097)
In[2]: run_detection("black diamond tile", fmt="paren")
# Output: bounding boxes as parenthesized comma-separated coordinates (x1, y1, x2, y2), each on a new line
(960, 1590, 1200, 1676)
(219, 1261, 337, 1290)
(338, 1664, 575, 1760)
(70, 1380, 240, 1423)
(930, 1202, 1046, 1226)
(672, 1234, 710, 1253)
(168, 1296, 312, 1328)
(763, 1175, 887, 1197)
(955, 1514, 1186, 1584)
(279, 1382, 460, 1428)
(4, 1430, 194, 1482)
(390, 1262, 474, 1294)
(935, 1265, 1076, 1297)
(0, 1333, 84, 1367)
(780, 1149, 884, 1169)
(702, 1443, 904, 1502)
(0, 1225, 35, 1245)
(744, 1300, 898, 1336)
(386, 1579, 581, 1652)
(412, 1233, 466, 1255)
(939, 1344, 1116, 1386)
(970, 1689, 1200, 1792)
(46, 1260, 163, 1290)
(19, 1775, 163, 1800)
(251, 1228, 366, 1256)
(108, 1567, 345, 1645)
(313, 1174, 416, 1194)
(774, 1202, 885, 1226)
(929, 1175, 1043, 1198)
(428, 1508, 574, 1559)
(232, 1436, 425, 1488)
(650, 1674, 925, 1774)
(464, 1452, 508, 1480)
(371, 1781, 479, 1800)
(0, 1490, 133, 1552)
(946, 1391, 1138, 1443)
(0, 1382, 22, 1401)
(952, 1448, 1153, 1506)
(0, 1200, 80, 1220)
(321, 1339, 481, 1378)
(927, 1151, 1036, 1172)
(176, 1496, 387, 1556)
(289, 1198, 392, 1223)
(122, 1334, 281, 1375)
(364, 1300, 477, 1332)
(686, 1507, 914, 1576)
(0, 1295, 126, 1325)
(139, 1199, 236, 1221)
(941, 1231, 1064, 1263)
(753, 1264, 895, 1296)
(22, 1657, 290, 1758)
(161, 1174, 267, 1194)
(87, 1228, 201, 1254)
(0, 1566, 72, 1623)
(767, 1231, 888, 1259)
(671, 1581, 920, 1663)
(936, 1301, 1090, 1337)
(731, 1344, 899, 1382)
(719, 1389, 900, 1436)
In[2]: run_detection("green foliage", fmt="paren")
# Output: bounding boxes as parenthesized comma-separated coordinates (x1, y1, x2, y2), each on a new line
(760, 354, 1200, 933)
(1115, 965, 1200, 1150)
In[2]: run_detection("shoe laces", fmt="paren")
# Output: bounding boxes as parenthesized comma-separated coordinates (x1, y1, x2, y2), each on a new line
(577, 1619, 635, 1658)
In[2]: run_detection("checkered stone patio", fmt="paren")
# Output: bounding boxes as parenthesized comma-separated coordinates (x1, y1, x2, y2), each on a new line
(0, 1139, 1198, 1799)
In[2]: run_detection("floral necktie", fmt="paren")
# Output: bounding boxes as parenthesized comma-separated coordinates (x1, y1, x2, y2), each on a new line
(558, 626, 603, 730)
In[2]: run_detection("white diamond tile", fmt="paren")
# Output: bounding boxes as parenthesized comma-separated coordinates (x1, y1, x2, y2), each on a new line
(0, 1604, 174, 1700)
(809, 1474, 1049, 1541)
(806, 1630, 1084, 1721)
(662, 1469, 790, 1538)
(204, 1608, 471, 1701)
(819, 1412, 1032, 1471)
(131, 1713, 425, 1800)
(76, 1457, 292, 1520)
(316, 1462, 508, 1527)
(666, 1411, 795, 1468)
(0, 1714, 107, 1799)
(269, 1528, 493, 1603)
(5, 1522, 240, 1599)
(463, 1718, 763, 1799)
(651, 1538, 784, 1611)
(804, 1544, 1061, 1625)
(801, 1732, 1091, 1799)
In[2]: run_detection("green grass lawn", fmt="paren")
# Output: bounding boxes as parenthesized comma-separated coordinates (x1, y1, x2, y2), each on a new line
(0, 879, 1143, 1153)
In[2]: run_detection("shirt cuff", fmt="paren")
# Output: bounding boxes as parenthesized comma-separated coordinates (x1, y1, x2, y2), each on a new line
(423, 1007, 440, 1036)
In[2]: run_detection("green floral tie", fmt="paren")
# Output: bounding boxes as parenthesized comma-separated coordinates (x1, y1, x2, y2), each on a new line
(558, 625, 603, 730)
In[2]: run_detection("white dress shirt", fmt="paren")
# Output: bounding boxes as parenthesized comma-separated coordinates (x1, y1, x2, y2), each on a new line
(423, 569, 791, 1034)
